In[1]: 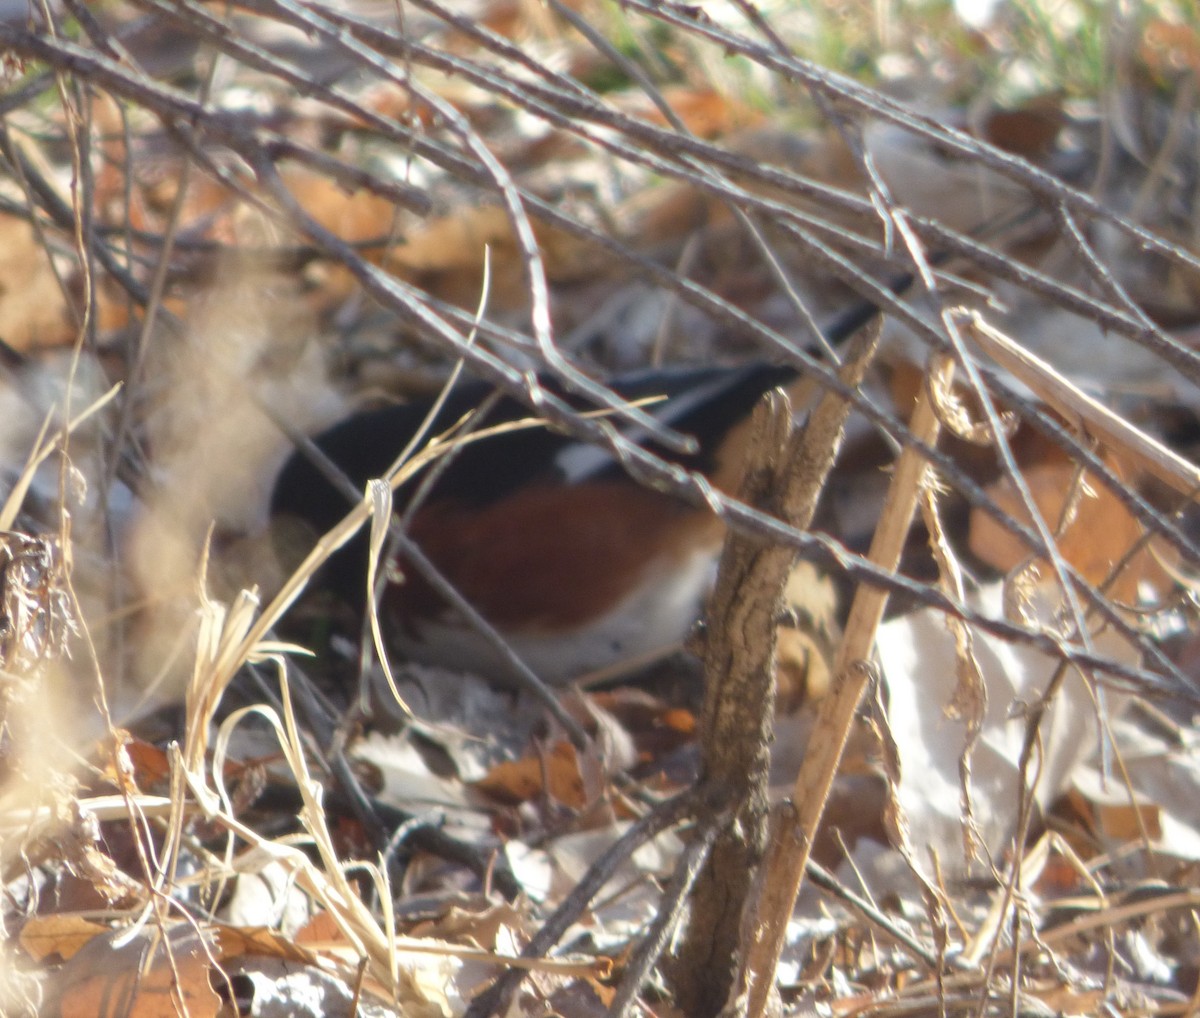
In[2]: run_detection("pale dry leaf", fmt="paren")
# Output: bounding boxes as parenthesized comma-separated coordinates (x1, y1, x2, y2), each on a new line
(546, 821, 683, 892)
(876, 582, 1135, 878)
(219, 861, 313, 937)
(1071, 714, 1200, 860)
(17, 915, 108, 963)
(352, 729, 477, 811)
(503, 841, 554, 903)
(220, 955, 403, 1018)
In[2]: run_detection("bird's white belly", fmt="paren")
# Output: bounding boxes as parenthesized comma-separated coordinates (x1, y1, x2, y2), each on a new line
(393, 547, 719, 684)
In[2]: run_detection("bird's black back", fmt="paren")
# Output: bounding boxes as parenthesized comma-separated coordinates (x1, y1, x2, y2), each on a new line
(269, 362, 800, 600)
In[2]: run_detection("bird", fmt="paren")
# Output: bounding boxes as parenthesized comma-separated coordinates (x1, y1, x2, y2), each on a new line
(270, 304, 884, 685)
(270, 361, 805, 682)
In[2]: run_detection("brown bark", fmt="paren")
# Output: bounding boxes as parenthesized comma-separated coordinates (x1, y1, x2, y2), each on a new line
(667, 326, 879, 1018)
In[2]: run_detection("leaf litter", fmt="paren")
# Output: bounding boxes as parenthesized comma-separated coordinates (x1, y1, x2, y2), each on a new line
(2, 1, 1200, 1016)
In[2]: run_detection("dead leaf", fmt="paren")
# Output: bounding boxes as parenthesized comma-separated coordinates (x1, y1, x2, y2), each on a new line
(1141, 18, 1200, 79)
(214, 924, 318, 965)
(0, 212, 71, 350)
(968, 450, 1164, 602)
(408, 898, 533, 950)
(284, 171, 400, 260)
(1069, 714, 1200, 859)
(18, 915, 108, 963)
(1066, 782, 1162, 844)
(43, 924, 220, 1018)
(618, 86, 762, 139)
(475, 740, 586, 807)
(876, 581, 1136, 878)
(101, 731, 172, 792)
(294, 910, 344, 949)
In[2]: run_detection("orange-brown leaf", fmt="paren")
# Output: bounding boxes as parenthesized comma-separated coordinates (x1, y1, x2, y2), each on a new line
(18, 915, 107, 963)
(475, 741, 586, 807)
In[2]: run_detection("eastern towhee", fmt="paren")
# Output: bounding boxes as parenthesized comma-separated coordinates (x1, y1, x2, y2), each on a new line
(271, 309, 880, 683)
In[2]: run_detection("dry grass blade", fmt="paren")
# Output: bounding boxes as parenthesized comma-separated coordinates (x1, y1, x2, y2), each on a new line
(962, 310, 1200, 498)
